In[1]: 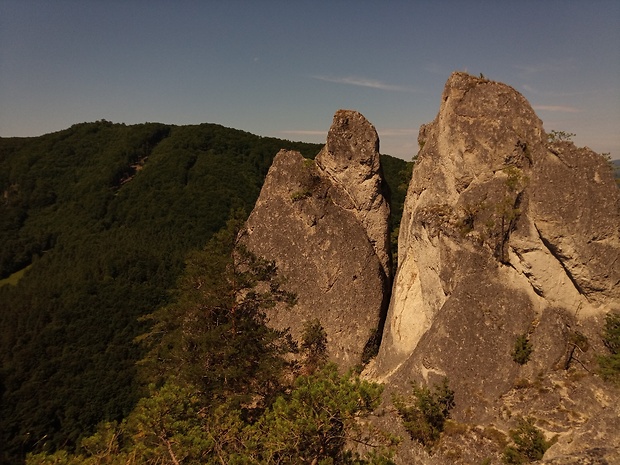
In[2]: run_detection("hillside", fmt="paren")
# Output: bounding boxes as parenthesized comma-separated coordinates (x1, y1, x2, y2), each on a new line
(0, 120, 413, 463)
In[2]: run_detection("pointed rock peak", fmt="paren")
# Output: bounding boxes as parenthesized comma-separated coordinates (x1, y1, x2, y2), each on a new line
(316, 110, 391, 279)
(374, 72, 620, 442)
(433, 71, 545, 152)
(241, 109, 392, 370)
(316, 109, 380, 174)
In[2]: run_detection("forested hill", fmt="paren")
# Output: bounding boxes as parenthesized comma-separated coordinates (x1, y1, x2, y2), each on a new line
(0, 120, 412, 463)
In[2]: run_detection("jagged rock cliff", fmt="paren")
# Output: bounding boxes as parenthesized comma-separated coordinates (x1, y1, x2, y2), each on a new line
(370, 72, 620, 464)
(242, 74, 619, 463)
(242, 110, 391, 370)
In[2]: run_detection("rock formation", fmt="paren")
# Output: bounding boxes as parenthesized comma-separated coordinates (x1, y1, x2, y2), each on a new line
(369, 72, 620, 463)
(242, 73, 620, 463)
(242, 110, 391, 370)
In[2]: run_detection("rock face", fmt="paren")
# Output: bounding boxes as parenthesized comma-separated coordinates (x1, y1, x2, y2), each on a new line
(370, 72, 620, 463)
(242, 110, 391, 370)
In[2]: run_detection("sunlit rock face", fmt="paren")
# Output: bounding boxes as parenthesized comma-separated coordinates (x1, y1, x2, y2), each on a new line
(242, 110, 392, 370)
(368, 72, 620, 463)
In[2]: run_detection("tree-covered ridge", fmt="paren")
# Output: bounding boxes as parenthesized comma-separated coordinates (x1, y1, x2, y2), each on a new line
(613, 159, 620, 187)
(0, 121, 411, 464)
(0, 121, 322, 463)
(0, 120, 321, 279)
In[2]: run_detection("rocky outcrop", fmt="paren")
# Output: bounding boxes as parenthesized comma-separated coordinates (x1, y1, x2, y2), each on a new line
(368, 72, 620, 463)
(241, 74, 619, 463)
(242, 110, 391, 370)
(315, 110, 392, 279)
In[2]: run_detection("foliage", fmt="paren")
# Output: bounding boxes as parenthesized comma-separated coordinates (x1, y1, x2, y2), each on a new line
(0, 121, 410, 463)
(24, 213, 395, 464)
(137, 212, 297, 408)
(380, 155, 414, 272)
(26, 367, 393, 465)
(393, 378, 455, 450)
(246, 364, 393, 464)
(511, 334, 533, 365)
(502, 418, 551, 464)
(546, 130, 575, 142)
(602, 312, 620, 353)
(0, 121, 321, 463)
(290, 189, 312, 202)
(300, 318, 328, 373)
(598, 312, 620, 383)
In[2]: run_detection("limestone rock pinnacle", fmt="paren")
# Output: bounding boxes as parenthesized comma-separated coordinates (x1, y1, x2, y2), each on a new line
(316, 110, 391, 279)
(242, 110, 392, 370)
(369, 72, 620, 463)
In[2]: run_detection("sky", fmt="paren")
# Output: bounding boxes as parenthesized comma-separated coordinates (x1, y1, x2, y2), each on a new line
(1, 0, 619, 160)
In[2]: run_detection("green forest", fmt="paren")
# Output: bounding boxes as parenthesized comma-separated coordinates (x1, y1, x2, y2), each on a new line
(0, 121, 413, 464)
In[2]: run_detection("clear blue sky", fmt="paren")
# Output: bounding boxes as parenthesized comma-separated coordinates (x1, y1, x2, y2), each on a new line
(1, 0, 619, 160)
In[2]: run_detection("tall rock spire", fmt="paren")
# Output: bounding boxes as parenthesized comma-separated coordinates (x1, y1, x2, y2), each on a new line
(370, 73, 620, 460)
(242, 110, 392, 369)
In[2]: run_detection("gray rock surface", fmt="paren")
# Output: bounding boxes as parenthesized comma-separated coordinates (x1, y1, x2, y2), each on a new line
(366, 72, 620, 463)
(242, 110, 391, 370)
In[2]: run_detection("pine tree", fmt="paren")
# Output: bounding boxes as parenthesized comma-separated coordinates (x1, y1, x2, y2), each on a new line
(136, 211, 296, 408)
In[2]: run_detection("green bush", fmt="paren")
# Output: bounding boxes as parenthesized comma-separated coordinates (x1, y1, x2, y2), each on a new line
(511, 334, 533, 365)
(503, 417, 551, 464)
(290, 189, 312, 201)
(393, 378, 455, 450)
(598, 312, 620, 383)
(300, 318, 328, 371)
(547, 130, 575, 142)
(602, 312, 620, 353)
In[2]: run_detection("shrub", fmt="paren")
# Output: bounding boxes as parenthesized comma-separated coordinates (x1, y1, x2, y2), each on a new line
(598, 312, 620, 383)
(511, 334, 533, 365)
(290, 189, 312, 202)
(503, 417, 552, 464)
(602, 312, 620, 354)
(547, 130, 575, 142)
(300, 318, 328, 372)
(393, 378, 455, 450)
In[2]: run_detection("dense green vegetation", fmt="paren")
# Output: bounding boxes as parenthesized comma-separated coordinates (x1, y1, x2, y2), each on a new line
(0, 121, 411, 464)
(392, 378, 455, 451)
(380, 155, 413, 271)
(24, 216, 395, 464)
(598, 312, 620, 383)
(511, 334, 533, 365)
(502, 418, 552, 464)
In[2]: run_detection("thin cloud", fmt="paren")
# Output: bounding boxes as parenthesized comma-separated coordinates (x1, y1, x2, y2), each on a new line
(522, 84, 588, 99)
(532, 105, 580, 113)
(312, 75, 417, 93)
(377, 128, 418, 137)
(513, 60, 575, 78)
(424, 62, 445, 76)
(522, 84, 540, 95)
(282, 128, 418, 138)
(280, 130, 326, 136)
